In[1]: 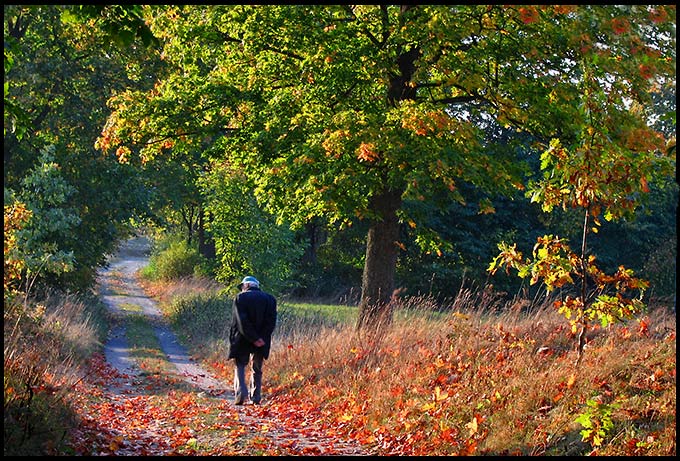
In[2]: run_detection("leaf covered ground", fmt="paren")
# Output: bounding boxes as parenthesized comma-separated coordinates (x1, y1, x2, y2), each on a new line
(10, 237, 674, 457)
(66, 352, 370, 456)
(61, 240, 372, 456)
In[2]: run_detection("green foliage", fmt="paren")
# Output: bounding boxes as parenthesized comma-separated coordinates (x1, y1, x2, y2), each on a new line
(167, 291, 231, 342)
(143, 235, 205, 281)
(97, 5, 675, 325)
(8, 5, 673, 319)
(61, 5, 160, 48)
(200, 165, 304, 294)
(4, 5, 163, 293)
(488, 20, 674, 361)
(13, 146, 80, 289)
(575, 399, 620, 449)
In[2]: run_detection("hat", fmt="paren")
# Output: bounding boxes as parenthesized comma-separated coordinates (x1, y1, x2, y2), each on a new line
(238, 275, 260, 289)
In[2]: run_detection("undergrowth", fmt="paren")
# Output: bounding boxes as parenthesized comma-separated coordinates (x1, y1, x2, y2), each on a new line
(3, 291, 109, 456)
(4, 269, 676, 456)
(150, 276, 676, 456)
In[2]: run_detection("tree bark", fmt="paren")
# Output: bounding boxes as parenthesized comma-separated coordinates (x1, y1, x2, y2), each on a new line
(356, 186, 403, 331)
(198, 209, 216, 260)
(301, 219, 324, 266)
(356, 31, 419, 332)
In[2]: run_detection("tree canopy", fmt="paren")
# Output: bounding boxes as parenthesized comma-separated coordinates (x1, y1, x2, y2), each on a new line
(95, 5, 676, 328)
(5, 6, 674, 329)
(4, 5, 162, 291)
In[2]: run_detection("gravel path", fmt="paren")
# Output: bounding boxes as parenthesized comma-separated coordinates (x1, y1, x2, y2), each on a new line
(99, 238, 228, 395)
(96, 236, 370, 455)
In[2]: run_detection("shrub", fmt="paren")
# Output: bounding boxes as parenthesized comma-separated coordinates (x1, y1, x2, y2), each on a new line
(168, 291, 231, 341)
(142, 235, 204, 281)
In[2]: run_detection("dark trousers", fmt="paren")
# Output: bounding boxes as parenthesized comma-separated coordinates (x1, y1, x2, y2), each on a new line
(233, 351, 264, 404)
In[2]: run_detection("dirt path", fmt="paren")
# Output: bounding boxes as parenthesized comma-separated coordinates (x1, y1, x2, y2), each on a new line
(95, 236, 370, 456)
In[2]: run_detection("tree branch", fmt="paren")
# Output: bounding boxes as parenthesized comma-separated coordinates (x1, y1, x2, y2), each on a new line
(217, 30, 304, 61)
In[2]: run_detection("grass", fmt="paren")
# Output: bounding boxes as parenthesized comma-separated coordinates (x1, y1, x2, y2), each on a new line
(4, 272, 676, 456)
(3, 290, 109, 456)
(150, 276, 676, 456)
(125, 314, 177, 377)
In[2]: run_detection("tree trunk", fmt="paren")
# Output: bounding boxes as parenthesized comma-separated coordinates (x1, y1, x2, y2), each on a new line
(301, 219, 324, 266)
(356, 32, 417, 332)
(198, 209, 216, 260)
(356, 186, 403, 331)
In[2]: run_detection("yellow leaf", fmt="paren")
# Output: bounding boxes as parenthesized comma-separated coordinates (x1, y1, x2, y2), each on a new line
(421, 402, 436, 412)
(567, 373, 576, 389)
(435, 385, 449, 402)
(466, 416, 478, 436)
(337, 414, 353, 423)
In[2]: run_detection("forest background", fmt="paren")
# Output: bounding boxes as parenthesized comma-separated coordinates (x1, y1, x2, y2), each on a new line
(4, 5, 676, 456)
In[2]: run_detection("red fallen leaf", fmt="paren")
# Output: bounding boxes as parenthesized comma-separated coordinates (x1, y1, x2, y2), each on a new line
(459, 438, 478, 455)
(638, 317, 649, 336)
(302, 445, 323, 454)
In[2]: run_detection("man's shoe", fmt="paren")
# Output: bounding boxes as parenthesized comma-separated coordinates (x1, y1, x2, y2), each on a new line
(234, 399, 244, 405)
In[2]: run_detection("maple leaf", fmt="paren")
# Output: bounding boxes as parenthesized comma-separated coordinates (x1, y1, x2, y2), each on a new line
(434, 386, 449, 402)
(356, 142, 380, 163)
(518, 7, 539, 24)
(465, 415, 478, 436)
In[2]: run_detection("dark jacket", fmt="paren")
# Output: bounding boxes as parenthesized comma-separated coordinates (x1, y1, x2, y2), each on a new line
(228, 286, 277, 360)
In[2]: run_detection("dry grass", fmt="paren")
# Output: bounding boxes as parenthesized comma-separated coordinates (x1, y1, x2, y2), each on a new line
(152, 276, 675, 455)
(6, 272, 674, 456)
(260, 291, 676, 456)
(4, 291, 108, 456)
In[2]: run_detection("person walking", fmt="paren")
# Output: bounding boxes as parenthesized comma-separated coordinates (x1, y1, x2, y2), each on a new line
(228, 275, 277, 405)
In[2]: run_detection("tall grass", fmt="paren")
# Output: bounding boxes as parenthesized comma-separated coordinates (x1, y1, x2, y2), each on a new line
(160, 277, 675, 456)
(267, 294, 675, 455)
(3, 291, 109, 456)
(5, 268, 674, 456)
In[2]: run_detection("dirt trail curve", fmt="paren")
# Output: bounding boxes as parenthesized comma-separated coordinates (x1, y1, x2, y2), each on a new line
(96, 236, 370, 456)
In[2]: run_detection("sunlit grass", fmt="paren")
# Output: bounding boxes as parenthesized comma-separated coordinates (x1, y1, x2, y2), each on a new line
(157, 276, 675, 456)
(259, 298, 676, 456)
(3, 290, 109, 456)
(118, 302, 143, 313)
(5, 270, 674, 456)
(280, 302, 357, 322)
(125, 314, 175, 377)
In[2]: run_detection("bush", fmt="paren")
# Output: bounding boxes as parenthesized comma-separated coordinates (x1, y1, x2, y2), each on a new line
(142, 236, 204, 281)
(168, 291, 231, 341)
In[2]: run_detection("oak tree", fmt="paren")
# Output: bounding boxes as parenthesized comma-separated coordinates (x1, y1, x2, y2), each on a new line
(99, 5, 675, 330)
